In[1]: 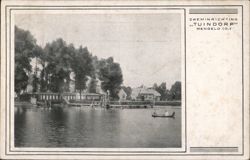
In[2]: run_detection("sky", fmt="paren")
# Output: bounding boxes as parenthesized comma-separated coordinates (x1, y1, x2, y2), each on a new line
(15, 13, 182, 89)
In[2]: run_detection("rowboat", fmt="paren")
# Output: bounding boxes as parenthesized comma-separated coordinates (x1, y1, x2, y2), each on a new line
(152, 112, 175, 118)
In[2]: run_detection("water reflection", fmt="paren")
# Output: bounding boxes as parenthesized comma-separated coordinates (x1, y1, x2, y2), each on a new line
(15, 106, 181, 148)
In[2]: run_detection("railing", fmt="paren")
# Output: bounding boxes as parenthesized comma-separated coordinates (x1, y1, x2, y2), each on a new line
(68, 100, 102, 106)
(109, 101, 153, 105)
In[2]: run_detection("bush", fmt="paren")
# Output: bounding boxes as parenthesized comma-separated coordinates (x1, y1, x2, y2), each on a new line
(19, 93, 31, 101)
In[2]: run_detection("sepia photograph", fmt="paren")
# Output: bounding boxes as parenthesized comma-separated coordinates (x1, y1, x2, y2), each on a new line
(14, 12, 183, 148)
(1, 1, 249, 160)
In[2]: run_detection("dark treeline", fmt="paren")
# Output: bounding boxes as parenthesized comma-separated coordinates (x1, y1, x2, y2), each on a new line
(152, 81, 181, 101)
(15, 26, 123, 99)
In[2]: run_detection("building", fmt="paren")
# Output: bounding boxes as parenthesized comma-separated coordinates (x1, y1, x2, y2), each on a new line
(118, 88, 127, 101)
(68, 74, 107, 98)
(75, 93, 103, 101)
(131, 86, 161, 101)
(32, 92, 104, 102)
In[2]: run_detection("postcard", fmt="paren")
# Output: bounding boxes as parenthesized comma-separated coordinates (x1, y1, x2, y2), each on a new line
(0, 0, 249, 159)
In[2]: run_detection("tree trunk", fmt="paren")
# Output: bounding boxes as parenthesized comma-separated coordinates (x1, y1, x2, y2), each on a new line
(80, 89, 82, 100)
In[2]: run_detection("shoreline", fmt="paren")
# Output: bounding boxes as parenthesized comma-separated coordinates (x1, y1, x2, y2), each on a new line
(14, 100, 181, 108)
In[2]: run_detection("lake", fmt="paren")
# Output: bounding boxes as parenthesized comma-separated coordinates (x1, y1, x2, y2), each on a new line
(15, 106, 181, 148)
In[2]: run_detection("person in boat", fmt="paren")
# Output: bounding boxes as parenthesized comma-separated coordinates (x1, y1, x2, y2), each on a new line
(106, 104, 110, 109)
(164, 111, 170, 116)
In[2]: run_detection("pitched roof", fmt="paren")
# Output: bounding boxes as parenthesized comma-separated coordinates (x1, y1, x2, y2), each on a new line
(142, 88, 161, 96)
(131, 87, 161, 97)
(120, 86, 131, 95)
(118, 88, 127, 96)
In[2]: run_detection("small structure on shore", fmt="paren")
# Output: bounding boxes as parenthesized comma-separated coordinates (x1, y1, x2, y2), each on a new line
(26, 91, 155, 109)
(118, 88, 127, 101)
(31, 92, 104, 101)
(131, 86, 161, 101)
(28, 92, 105, 107)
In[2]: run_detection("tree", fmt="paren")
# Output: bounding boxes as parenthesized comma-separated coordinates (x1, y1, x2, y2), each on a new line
(153, 82, 168, 101)
(169, 81, 181, 100)
(32, 46, 44, 92)
(39, 59, 48, 92)
(32, 74, 39, 92)
(153, 83, 158, 90)
(71, 46, 94, 98)
(15, 27, 124, 97)
(88, 77, 97, 93)
(42, 38, 73, 93)
(97, 57, 123, 100)
(15, 26, 37, 96)
(15, 67, 29, 96)
(122, 86, 132, 100)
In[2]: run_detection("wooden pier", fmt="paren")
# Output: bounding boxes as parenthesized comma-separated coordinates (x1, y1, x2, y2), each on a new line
(30, 92, 105, 108)
(108, 104, 153, 109)
(108, 101, 154, 109)
(28, 92, 156, 108)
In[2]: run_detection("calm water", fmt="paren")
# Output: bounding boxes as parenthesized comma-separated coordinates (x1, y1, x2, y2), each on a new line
(15, 106, 181, 148)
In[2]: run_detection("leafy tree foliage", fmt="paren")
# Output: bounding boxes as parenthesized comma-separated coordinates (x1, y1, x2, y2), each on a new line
(32, 46, 44, 92)
(32, 74, 39, 92)
(152, 81, 181, 101)
(121, 86, 132, 100)
(97, 57, 123, 99)
(88, 78, 97, 93)
(169, 81, 181, 100)
(15, 27, 123, 99)
(15, 26, 37, 95)
(71, 46, 94, 97)
(42, 38, 74, 92)
(153, 82, 169, 101)
(15, 67, 29, 95)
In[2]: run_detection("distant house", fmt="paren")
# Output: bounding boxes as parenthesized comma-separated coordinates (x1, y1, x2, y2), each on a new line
(118, 88, 127, 101)
(131, 86, 161, 101)
(75, 92, 103, 101)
